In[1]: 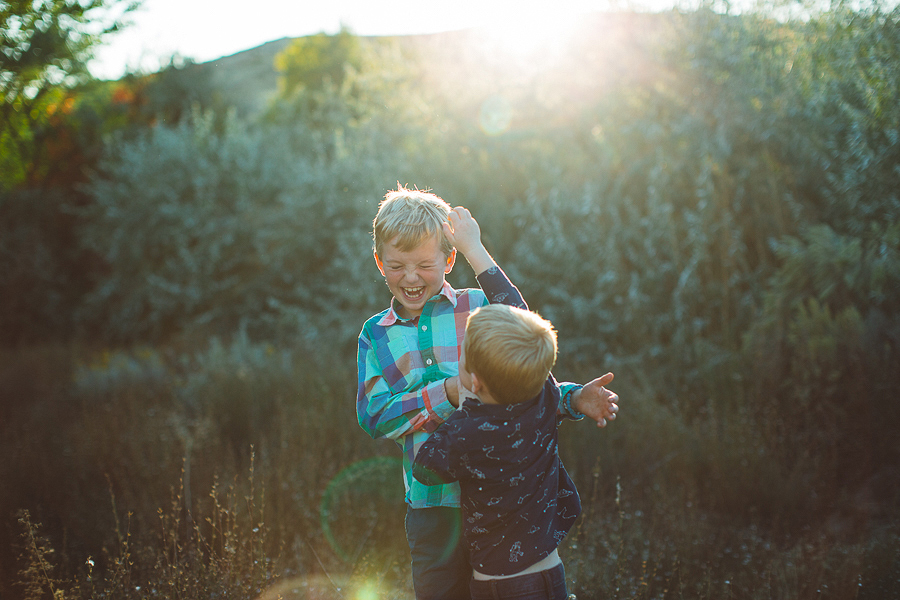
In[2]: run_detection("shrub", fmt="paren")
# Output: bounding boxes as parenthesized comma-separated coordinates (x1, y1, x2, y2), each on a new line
(78, 109, 388, 346)
(0, 188, 93, 343)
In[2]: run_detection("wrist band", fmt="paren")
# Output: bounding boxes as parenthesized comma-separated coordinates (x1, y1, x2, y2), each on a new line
(563, 388, 584, 418)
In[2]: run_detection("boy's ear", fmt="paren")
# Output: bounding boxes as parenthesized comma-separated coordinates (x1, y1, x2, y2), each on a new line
(445, 248, 457, 273)
(469, 371, 485, 395)
(374, 250, 386, 277)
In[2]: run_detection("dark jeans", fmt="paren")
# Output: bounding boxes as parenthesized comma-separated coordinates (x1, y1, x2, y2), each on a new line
(469, 563, 569, 600)
(406, 505, 472, 600)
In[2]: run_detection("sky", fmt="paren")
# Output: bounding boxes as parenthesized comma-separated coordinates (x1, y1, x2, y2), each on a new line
(88, 0, 673, 80)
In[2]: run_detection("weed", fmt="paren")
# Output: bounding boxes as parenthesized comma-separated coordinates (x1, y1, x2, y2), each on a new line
(17, 510, 65, 600)
(2, 342, 893, 599)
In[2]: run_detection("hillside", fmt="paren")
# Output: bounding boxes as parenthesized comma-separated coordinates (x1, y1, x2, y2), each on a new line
(179, 12, 671, 118)
(193, 37, 294, 114)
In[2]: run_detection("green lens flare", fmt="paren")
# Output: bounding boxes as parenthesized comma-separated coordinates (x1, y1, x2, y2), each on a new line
(319, 456, 404, 562)
(479, 94, 513, 136)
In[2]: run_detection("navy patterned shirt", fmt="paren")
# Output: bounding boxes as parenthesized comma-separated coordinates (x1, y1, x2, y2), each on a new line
(412, 375, 582, 576)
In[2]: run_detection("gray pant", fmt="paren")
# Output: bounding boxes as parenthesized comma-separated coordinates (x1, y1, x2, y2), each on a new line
(406, 505, 472, 600)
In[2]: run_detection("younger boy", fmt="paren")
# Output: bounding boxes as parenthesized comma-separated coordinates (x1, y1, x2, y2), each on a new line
(413, 304, 606, 599)
(356, 186, 618, 599)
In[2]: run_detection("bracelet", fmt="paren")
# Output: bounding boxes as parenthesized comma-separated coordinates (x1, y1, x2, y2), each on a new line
(563, 387, 584, 419)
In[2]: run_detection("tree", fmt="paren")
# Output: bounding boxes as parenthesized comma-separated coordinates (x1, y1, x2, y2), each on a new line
(0, 0, 137, 189)
(274, 26, 362, 98)
(78, 109, 395, 345)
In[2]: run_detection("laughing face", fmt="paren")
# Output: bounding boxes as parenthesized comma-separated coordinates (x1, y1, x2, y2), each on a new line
(375, 234, 456, 320)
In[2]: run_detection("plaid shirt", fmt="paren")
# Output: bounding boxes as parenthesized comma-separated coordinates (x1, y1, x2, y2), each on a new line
(356, 266, 581, 508)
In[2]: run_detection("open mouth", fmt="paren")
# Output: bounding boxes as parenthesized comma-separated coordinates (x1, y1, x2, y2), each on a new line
(402, 286, 426, 301)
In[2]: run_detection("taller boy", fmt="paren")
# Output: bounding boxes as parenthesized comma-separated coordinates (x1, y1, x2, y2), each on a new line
(356, 185, 618, 599)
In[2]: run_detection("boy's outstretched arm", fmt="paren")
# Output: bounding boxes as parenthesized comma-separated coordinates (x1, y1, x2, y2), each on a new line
(445, 206, 621, 425)
(443, 206, 496, 275)
(570, 373, 619, 428)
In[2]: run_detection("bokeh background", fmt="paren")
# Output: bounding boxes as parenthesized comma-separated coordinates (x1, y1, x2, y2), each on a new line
(2, 0, 899, 598)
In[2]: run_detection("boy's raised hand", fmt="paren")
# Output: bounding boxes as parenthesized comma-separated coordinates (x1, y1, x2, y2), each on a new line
(443, 207, 496, 275)
(571, 373, 619, 428)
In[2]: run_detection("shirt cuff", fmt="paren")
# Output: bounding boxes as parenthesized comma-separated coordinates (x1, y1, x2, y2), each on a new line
(475, 265, 527, 309)
(561, 385, 585, 420)
(422, 379, 456, 430)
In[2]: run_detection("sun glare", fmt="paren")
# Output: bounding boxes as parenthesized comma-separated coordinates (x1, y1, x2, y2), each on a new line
(479, 9, 582, 58)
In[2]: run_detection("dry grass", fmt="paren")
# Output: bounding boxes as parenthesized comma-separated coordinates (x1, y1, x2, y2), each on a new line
(1, 342, 897, 600)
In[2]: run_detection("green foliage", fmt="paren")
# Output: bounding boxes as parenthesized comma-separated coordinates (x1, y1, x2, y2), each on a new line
(0, 0, 144, 343)
(4, 3, 900, 597)
(735, 2, 900, 503)
(0, 187, 93, 343)
(742, 221, 900, 498)
(805, 3, 900, 236)
(267, 31, 432, 168)
(175, 332, 302, 460)
(274, 26, 362, 98)
(78, 108, 391, 344)
(0, 0, 137, 189)
(68, 3, 900, 499)
(0, 57, 242, 345)
(79, 39, 454, 346)
(492, 10, 812, 405)
(113, 58, 225, 128)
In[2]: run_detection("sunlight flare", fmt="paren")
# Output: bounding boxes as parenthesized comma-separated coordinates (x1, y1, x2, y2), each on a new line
(484, 9, 582, 57)
(355, 584, 380, 600)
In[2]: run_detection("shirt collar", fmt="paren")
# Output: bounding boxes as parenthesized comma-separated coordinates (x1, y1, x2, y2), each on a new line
(377, 281, 458, 326)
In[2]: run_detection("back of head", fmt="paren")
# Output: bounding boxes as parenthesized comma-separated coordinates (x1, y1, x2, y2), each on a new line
(464, 305, 558, 405)
(373, 185, 453, 257)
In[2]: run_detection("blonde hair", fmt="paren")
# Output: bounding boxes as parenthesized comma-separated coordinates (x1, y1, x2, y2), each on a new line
(373, 185, 453, 258)
(464, 305, 558, 405)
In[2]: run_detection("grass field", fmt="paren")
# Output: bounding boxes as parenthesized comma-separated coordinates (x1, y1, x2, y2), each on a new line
(2, 341, 897, 600)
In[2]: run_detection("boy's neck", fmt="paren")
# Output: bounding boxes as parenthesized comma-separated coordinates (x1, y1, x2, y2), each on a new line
(474, 390, 500, 405)
(467, 373, 500, 405)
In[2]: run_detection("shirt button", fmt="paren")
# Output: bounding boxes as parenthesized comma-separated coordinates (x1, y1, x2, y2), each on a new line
(422, 325, 428, 331)
(426, 359, 433, 365)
